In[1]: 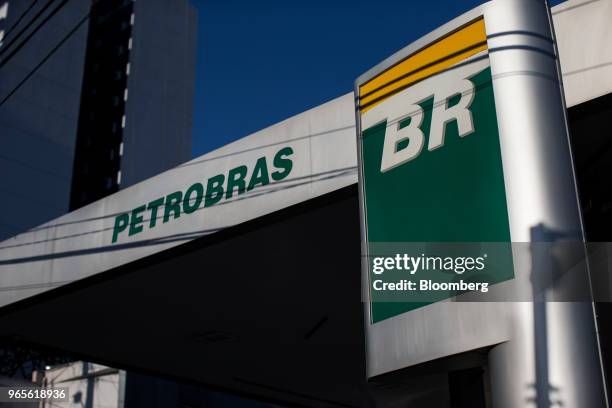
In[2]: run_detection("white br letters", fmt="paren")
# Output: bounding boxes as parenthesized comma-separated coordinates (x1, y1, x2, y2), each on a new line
(361, 58, 487, 173)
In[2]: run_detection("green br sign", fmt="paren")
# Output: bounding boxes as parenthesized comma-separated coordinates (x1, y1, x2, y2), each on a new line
(357, 19, 514, 323)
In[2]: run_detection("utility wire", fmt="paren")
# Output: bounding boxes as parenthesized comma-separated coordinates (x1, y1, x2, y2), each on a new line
(0, 0, 57, 59)
(0, 0, 41, 43)
(0, 166, 356, 252)
(0, 153, 71, 181)
(0, 33, 549, 246)
(0, 12, 89, 109)
(0, 0, 71, 69)
(0, 79, 492, 234)
(0, 71, 499, 239)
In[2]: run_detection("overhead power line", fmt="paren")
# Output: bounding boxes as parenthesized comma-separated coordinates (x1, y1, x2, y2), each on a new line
(0, 166, 356, 255)
(0, 0, 41, 43)
(0, 0, 71, 69)
(0, 12, 89, 109)
(0, 0, 57, 59)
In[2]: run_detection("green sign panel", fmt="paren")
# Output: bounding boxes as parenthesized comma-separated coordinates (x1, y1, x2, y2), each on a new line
(358, 52, 514, 323)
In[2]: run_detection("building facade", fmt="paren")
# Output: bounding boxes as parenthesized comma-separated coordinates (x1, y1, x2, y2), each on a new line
(0, 0, 197, 239)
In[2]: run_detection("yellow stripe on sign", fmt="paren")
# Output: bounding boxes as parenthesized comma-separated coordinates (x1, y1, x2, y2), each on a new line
(359, 17, 487, 113)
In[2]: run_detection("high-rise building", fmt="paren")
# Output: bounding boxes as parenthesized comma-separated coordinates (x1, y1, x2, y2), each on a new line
(69, 0, 197, 209)
(0, 0, 197, 240)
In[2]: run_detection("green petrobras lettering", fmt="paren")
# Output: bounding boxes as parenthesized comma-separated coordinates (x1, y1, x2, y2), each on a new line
(110, 146, 295, 243)
(163, 191, 183, 223)
(248, 157, 270, 191)
(205, 174, 225, 207)
(112, 213, 130, 243)
(129, 205, 146, 236)
(271, 147, 293, 181)
(147, 197, 164, 228)
(226, 165, 248, 199)
(183, 182, 204, 214)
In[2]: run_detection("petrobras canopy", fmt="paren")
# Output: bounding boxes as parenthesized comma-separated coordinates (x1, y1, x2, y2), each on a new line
(0, 94, 357, 308)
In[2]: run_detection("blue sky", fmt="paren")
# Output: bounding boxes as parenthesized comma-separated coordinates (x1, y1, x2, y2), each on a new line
(190, 0, 564, 158)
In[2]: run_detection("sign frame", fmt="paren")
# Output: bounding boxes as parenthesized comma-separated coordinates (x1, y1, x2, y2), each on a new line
(353, 7, 602, 405)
